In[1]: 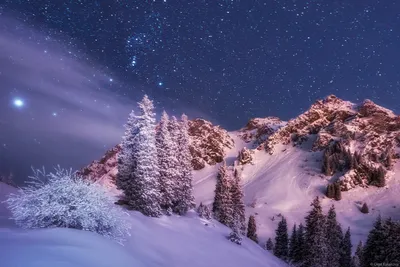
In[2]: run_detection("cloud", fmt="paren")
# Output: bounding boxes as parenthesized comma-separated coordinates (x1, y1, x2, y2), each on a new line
(0, 17, 134, 180)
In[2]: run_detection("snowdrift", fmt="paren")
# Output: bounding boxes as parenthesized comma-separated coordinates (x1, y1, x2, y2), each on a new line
(0, 182, 287, 267)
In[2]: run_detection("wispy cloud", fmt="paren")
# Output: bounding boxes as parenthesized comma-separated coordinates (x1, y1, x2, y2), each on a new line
(0, 17, 134, 179)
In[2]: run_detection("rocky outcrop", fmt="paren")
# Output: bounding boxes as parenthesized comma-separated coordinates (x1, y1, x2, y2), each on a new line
(239, 117, 286, 146)
(188, 119, 234, 170)
(260, 95, 356, 153)
(238, 147, 253, 165)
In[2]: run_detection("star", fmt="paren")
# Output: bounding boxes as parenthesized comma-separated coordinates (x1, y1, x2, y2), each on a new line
(13, 98, 24, 108)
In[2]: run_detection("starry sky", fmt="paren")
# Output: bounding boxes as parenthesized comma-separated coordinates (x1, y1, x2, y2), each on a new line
(0, 1, 400, 181)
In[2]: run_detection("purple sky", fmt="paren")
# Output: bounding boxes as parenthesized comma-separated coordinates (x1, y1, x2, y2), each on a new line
(0, 17, 136, 182)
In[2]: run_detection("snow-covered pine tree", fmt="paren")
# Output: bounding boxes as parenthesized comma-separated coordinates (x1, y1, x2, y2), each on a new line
(228, 221, 242, 245)
(173, 114, 195, 215)
(197, 202, 212, 220)
(384, 219, 400, 265)
(116, 110, 137, 200)
(289, 224, 297, 261)
(363, 215, 386, 266)
(352, 241, 363, 267)
(340, 227, 352, 267)
(167, 115, 182, 208)
(274, 216, 289, 260)
(304, 196, 328, 267)
(246, 215, 258, 243)
(212, 162, 233, 227)
(155, 111, 178, 212)
(364, 217, 400, 266)
(265, 238, 274, 251)
(293, 223, 306, 264)
(326, 205, 343, 267)
(116, 95, 161, 217)
(230, 168, 246, 234)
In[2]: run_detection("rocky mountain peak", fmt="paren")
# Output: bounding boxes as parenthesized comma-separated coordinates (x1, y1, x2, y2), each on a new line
(239, 117, 286, 146)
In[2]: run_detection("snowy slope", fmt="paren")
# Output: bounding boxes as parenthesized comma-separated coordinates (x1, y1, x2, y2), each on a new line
(193, 130, 400, 251)
(0, 182, 287, 267)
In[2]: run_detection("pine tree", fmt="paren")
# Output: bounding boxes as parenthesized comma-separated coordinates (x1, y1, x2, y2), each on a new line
(364, 217, 400, 266)
(289, 224, 297, 261)
(231, 169, 246, 234)
(212, 162, 233, 227)
(156, 111, 178, 212)
(197, 202, 212, 220)
(340, 227, 353, 267)
(304, 196, 328, 267)
(265, 238, 274, 251)
(326, 205, 343, 267)
(293, 223, 306, 264)
(246, 215, 258, 243)
(173, 114, 195, 215)
(334, 182, 342, 200)
(274, 216, 289, 260)
(168, 116, 182, 207)
(116, 95, 161, 217)
(352, 241, 363, 267)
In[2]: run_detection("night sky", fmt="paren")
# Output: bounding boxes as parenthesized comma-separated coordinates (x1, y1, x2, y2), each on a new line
(0, 1, 399, 181)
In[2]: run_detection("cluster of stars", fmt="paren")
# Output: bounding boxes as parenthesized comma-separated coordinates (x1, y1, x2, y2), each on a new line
(1, 0, 400, 129)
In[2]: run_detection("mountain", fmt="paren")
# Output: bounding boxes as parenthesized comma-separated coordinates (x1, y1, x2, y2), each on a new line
(79, 95, 400, 250)
(0, 182, 286, 267)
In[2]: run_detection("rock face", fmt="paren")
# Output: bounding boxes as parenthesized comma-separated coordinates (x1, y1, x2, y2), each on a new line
(239, 117, 286, 147)
(188, 119, 234, 170)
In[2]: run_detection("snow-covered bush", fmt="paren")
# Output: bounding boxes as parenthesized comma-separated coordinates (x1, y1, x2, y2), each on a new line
(6, 167, 131, 244)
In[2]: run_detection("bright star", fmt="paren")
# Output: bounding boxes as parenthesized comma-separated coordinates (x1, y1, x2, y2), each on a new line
(158, 82, 163, 86)
(109, 78, 113, 82)
(52, 112, 58, 117)
(13, 98, 24, 108)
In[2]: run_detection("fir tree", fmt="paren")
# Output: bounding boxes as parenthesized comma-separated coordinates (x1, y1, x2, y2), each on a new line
(326, 205, 343, 267)
(340, 227, 353, 267)
(334, 182, 342, 200)
(364, 217, 400, 266)
(246, 215, 258, 243)
(156, 111, 178, 212)
(363, 215, 386, 266)
(116, 95, 161, 217)
(231, 169, 246, 234)
(289, 224, 297, 261)
(304, 196, 328, 267)
(173, 114, 195, 215)
(265, 238, 274, 251)
(212, 162, 233, 227)
(293, 223, 306, 264)
(352, 241, 363, 267)
(274, 216, 289, 260)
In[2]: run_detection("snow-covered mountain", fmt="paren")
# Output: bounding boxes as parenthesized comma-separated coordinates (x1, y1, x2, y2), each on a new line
(79, 95, 400, 250)
(0, 182, 286, 267)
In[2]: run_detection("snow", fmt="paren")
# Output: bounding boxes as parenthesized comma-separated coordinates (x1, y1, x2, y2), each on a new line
(0, 182, 287, 267)
(193, 130, 400, 252)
